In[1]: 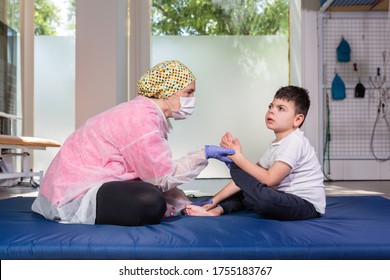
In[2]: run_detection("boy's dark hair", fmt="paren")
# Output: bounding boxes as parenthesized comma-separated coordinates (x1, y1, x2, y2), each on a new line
(274, 86, 310, 127)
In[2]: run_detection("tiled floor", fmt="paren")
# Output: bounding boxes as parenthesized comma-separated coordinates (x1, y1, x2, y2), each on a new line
(0, 182, 40, 199)
(323, 180, 390, 199)
(1, 179, 389, 200)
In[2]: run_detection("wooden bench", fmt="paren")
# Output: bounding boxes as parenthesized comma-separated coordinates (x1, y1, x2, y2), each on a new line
(0, 135, 61, 148)
(0, 135, 61, 187)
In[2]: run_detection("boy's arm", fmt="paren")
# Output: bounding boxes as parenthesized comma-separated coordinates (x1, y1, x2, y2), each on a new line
(222, 132, 291, 187)
(231, 152, 291, 187)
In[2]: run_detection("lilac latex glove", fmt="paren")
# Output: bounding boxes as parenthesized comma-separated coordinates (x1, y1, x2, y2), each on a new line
(204, 145, 235, 164)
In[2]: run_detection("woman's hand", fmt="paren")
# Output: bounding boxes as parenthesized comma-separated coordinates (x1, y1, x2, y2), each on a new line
(204, 145, 235, 163)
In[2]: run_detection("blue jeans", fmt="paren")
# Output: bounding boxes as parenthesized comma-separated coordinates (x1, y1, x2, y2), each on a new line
(220, 164, 320, 221)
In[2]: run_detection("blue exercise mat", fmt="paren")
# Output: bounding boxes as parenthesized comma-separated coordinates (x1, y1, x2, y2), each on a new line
(1, 196, 390, 259)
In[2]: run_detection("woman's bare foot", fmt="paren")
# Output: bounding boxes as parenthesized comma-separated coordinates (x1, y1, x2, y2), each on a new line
(184, 204, 223, 216)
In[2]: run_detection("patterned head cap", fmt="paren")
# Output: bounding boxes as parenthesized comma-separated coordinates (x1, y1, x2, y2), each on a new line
(137, 60, 196, 99)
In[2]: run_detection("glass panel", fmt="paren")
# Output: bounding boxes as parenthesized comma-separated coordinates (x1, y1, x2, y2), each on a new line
(0, 0, 20, 186)
(34, 0, 75, 36)
(151, 0, 289, 178)
(34, 36, 75, 171)
(34, 0, 75, 172)
(0, 0, 20, 135)
(152, 0, 288, 36)
(152, 35, 288, 177)
(1, 0, 20, 31)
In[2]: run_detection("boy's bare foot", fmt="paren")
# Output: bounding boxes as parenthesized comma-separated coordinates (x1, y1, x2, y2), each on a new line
(184, 204, 223, 216)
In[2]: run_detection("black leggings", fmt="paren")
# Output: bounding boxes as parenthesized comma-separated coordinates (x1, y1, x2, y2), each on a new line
(95, 180, 166, 226)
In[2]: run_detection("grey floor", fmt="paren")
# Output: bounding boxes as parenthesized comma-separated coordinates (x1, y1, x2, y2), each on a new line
(1, 178, 390, 200)
(182, 179, 390, 199)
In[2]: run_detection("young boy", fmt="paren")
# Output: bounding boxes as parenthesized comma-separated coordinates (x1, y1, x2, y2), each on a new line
(185, 86, 326, 220)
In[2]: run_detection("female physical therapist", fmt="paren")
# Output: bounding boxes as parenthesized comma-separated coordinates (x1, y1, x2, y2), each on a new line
(32, 60, 233, 226)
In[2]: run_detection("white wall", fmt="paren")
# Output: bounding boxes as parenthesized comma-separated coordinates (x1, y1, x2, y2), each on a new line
(289, 0, 302, 86)
(300, 0, 321, 159)
(317, 12, 390, 180)
(128, 0, 151, 99)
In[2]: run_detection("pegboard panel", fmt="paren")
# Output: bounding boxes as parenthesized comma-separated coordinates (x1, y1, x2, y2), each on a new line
(320, 13, 390, 160)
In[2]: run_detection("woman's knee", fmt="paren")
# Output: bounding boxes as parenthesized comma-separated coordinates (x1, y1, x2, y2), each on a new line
(96, 181, 166, 226)
(139, 184, 166, 218)
(138, 183, 165, 206)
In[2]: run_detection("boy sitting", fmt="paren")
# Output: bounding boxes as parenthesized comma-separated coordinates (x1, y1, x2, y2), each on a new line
(185, 86, 325, 220)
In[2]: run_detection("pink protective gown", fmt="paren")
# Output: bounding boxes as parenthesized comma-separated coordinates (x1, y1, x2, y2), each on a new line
(32, 96, 208, 224)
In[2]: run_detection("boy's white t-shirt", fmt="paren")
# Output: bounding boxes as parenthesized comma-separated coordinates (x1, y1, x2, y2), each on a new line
(258, 129, 326, 214)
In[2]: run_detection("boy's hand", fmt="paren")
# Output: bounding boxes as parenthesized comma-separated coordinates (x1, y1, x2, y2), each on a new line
(220, 131, 234, 147)
(221, 132, 242, 153)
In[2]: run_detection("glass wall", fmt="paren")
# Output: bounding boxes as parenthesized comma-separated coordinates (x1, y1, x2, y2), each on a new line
(151, 0, 289, 178)
(34, 0, 75, 172)
(0, 0, 20, 135)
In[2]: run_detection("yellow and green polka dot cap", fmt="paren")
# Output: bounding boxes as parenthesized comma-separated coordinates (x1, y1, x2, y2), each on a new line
(137, 60, 196, 99)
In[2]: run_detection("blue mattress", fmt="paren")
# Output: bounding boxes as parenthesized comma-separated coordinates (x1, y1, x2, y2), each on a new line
(1, 195, 390, 260)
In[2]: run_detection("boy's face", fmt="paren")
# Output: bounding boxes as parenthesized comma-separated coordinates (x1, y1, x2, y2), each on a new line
(265, 98, 304, 138)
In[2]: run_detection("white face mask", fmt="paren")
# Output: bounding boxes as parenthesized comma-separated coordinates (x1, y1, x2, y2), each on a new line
(169, 97, 196, 120)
